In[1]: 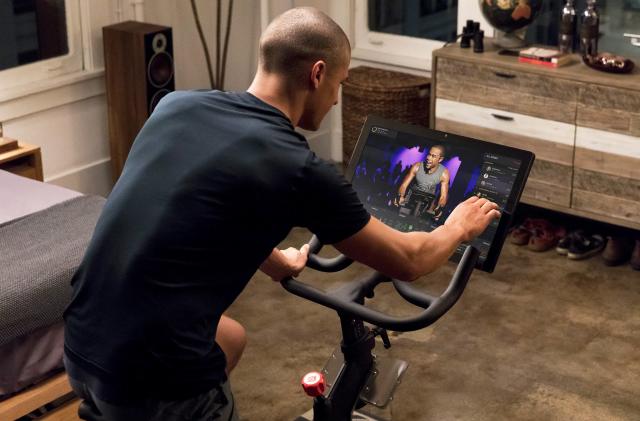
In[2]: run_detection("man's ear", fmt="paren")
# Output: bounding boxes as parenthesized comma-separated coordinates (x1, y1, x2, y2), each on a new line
(310, 60, 326, 89)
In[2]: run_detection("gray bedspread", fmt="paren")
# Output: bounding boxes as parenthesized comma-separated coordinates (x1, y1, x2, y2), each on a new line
(0, 195, 105, 347)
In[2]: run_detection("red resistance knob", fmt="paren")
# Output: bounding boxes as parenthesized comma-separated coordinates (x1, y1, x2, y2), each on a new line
(301, 371, 325, 397)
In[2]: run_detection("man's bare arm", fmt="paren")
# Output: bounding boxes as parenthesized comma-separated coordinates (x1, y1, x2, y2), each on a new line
(335, 196, 500, 281)
(439, 169, 450, 207)
(396, 163, 419, 204)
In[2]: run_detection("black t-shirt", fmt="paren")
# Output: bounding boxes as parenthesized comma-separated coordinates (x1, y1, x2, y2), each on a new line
(63, 91, 370, 402)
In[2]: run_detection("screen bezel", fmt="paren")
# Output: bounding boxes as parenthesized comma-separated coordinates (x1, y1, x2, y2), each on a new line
(344, 115, 535, 273)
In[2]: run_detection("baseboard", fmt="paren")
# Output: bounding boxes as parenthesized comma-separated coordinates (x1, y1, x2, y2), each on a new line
(45, 158, 113, 197)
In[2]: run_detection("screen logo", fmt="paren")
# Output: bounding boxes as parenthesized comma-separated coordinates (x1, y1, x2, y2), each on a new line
(370, 126, 397, 138)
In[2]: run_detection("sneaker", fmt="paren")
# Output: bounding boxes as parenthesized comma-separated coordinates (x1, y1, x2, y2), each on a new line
(602, 236, 634, 266)
(557, 230, 582, 255)
(567, 233, 605, 260)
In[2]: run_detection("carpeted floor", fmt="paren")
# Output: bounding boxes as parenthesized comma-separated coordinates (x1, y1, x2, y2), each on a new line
(227, 227, 640, 421)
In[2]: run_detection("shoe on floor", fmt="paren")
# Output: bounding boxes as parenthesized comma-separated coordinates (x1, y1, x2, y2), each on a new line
(528, 222, 566, 252)
(510, 226, 532, 245)
(557, 230, 583, 255)
(631, 240, 640, 271)
(602, 236, 634, 266)
(510, 218, 543, 246)
(567, 233, 605, 260)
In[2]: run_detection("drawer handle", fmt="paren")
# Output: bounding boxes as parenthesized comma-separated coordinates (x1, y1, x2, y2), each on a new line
(494, 71, 516, 79)
(491, 113, 514, 121)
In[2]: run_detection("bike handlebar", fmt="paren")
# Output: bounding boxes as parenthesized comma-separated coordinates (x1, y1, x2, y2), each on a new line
(281, 236, 478, 332)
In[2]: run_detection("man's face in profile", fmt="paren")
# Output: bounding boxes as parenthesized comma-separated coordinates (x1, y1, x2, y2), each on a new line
(425, 147, 443, 169)
(298, 50, 350, 131)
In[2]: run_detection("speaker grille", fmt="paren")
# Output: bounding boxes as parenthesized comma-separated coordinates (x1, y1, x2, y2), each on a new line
(147, 51, 173, 88)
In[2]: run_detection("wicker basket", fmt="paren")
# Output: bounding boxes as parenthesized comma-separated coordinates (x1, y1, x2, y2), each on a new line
(341, 66, 431, 165)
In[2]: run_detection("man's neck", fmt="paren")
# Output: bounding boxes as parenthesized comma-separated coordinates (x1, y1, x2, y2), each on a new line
(425, 162, 439, 174)
(247, 72, 304, 126)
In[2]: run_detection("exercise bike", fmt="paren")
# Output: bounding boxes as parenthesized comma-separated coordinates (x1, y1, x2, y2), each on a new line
(282, 235, 479, 421)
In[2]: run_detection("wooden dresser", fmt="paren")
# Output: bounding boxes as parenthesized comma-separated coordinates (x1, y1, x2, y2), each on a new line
(430, 42, 640, 230)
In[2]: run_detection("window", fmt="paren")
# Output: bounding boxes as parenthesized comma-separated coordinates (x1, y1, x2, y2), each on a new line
(0, 0, 83, 91)
(353, 0, 485, 71)
(368, 0, 458, 42)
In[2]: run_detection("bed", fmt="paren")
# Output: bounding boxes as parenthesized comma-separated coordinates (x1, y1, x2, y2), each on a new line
(0, 169, 105, 419)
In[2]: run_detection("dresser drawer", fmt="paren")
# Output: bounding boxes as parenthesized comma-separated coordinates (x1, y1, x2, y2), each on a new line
(577, 85, 640, 137)
(435, 99, 574, 207)
(574, 126, 640, 179)
(436, 58, 580, 124)
(435, 99, 574, 164)
(572, 126, 640, 224)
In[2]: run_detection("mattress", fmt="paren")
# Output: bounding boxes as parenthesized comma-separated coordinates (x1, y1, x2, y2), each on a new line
(0, 169, 81, 225)
(0, 323, 64, 397)
(0, 170, 104, 399)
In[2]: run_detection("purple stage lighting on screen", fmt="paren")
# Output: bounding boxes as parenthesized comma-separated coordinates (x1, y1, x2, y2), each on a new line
(464, 166, 481, 196)
(391, 147, 427, 172)
(442, 157, 461, 187)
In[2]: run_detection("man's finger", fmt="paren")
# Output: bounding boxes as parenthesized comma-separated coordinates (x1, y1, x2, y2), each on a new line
(300, 243, 310, 256)
(466, 195, 480, 203)
(480, 200, 498, 211)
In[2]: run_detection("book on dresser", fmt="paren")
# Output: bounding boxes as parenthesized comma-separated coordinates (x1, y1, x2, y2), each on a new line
(518, 47, 573, 68)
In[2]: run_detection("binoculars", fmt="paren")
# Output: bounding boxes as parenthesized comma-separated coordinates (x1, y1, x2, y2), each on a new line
(460, 20, 484, 53)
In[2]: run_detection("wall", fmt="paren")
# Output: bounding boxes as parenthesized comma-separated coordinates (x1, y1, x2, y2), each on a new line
(1, 0, 261, 197)
(3, 0, 461, 197)
(144, 1, 259, 92)
(1, 1, 121, 197)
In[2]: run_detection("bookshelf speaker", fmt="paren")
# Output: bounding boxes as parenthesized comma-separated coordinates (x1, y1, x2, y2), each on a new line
(103, 21, 175, 181)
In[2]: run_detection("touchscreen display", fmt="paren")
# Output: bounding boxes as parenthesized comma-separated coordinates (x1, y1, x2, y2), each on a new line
(349, 124, 523, 265)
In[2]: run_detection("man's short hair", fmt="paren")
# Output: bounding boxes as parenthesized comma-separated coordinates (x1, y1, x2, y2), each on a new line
(259, 7, 350, 85)
(431, 145, 446, 158)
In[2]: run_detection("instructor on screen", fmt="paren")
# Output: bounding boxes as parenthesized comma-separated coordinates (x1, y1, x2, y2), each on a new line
(395, 145, 450, 219)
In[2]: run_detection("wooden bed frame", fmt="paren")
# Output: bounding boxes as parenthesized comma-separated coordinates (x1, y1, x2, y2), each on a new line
(0, 164, 90, 420)
(0, 372, 75, 420)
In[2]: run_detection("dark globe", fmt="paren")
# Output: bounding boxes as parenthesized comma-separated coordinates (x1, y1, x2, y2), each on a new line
(480, 0, 544, 33)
